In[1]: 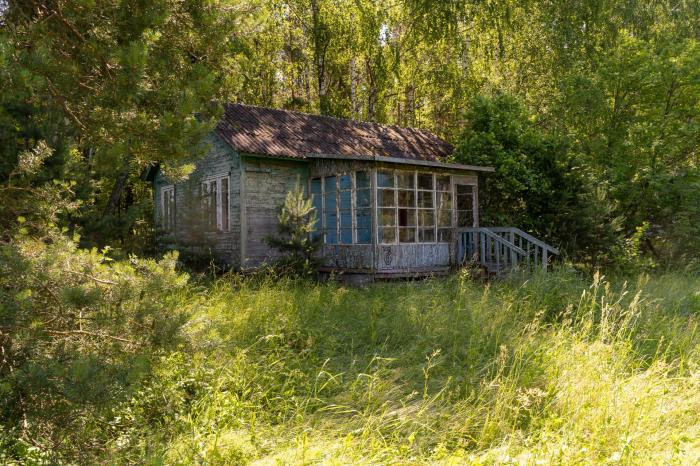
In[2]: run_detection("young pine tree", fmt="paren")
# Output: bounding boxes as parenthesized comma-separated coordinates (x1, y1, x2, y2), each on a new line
(265, 182, 320, 276)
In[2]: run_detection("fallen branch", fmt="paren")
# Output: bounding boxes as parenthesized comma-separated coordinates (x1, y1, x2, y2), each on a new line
(65, 269, 117, 285)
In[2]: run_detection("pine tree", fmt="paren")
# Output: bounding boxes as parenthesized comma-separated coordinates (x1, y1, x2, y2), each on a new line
(265, 181, 320, 276)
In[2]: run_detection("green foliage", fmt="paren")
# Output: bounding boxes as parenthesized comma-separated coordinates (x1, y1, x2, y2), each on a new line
(0, 0, 242, 249)
(0, 233, 190, 463)
(59, 269, 699, 464)
(265, 181, 320, 276)
(453, 94, 622, 265)
(2, 0, 699, 265)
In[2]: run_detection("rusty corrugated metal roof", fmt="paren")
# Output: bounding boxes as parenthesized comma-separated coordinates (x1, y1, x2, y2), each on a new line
(215, 103, 453, 162)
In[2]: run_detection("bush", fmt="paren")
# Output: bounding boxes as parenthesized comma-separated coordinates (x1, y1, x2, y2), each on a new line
(0, 231, 190, 463)
(453, 94, 622, 266)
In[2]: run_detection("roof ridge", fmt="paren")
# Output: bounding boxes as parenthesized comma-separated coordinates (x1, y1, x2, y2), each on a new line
(225, 102, 438, 136)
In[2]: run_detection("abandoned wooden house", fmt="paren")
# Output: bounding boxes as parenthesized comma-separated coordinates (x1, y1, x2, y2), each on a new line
(146, 103, 558, 279)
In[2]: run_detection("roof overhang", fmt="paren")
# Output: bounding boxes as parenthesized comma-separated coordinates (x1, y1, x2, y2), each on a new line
(306, 152, 495, 173)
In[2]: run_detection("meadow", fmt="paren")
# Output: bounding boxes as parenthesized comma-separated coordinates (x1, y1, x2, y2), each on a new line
(98, 268, 699, 465)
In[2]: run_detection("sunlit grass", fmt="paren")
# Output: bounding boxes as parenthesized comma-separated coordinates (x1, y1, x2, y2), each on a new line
(108, 268, 700, 464)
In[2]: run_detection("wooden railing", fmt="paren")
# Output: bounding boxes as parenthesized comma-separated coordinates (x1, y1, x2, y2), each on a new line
(457, 227, 559, 274)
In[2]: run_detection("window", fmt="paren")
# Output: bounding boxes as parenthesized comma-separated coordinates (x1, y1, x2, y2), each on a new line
(436, 175, 453, 242)
(417, 173, 435, 242)
(201, 174, 230, 232)
(377, 170, 396, 244)
(455, 184, 474, 228)
(311, 171, 372, 245)
(355, 171, 371, 243)
(376, 170, 453, 245)
(160, 185, 175, 232)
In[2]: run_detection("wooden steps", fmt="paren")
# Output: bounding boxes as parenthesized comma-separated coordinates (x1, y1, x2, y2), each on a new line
(456, 227, 559, 276)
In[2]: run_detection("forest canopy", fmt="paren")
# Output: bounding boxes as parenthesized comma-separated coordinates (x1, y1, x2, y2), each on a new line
(1, 0, 699, 266)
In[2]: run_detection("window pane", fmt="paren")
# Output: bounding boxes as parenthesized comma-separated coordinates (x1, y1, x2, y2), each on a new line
(356, 171, 370, 189)
(379, 208, 396, 226)
(378, 189, 395, 207)
(457, 193, 473, 204)
(311, 178, 322, 195)
(396, 172, 415, 189)
(438, 228, 451, 243)
(356, 208, 371, 229)
(398, 208, 416, 227)
(437, 191, 452, 210)
(457, 210, 473, 227)
(324, 192, 336, 211)
(377, 171, 394, 188)
(456, 184, 473, 196)
(399, 227, 416, 243)
(326, 227, 337, 244)
(418, 191, 434, 208)
(419, 227, 435, 242)
(339, 190, 351, 210)
(312, 194, 323, 219)
(325, 175, 337, 192)
(438, 209, 452, 227)
(326, 213, 337, 235)
(356, 227, 371, 244)
(418, 173, 433, 190)
(379, 227, 396, 244)
(339, 174, 352, 190)
(398, 190, 415, 207)
(356, 189, 371, 208)
(340, 228, 353, 244)
(436, 175, 450, 192)
(340, 210, 352, 229)
(418, 210, 434, 226)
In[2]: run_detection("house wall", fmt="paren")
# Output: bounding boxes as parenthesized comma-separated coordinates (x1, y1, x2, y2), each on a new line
(152, 142, 482, 276)
(308, 160, 481, 276)
(241, 155, 310, 268)
(154, 133, 242, 267)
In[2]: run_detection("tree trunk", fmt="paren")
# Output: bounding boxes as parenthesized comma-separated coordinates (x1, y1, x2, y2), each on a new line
(103, 164, 131, 217)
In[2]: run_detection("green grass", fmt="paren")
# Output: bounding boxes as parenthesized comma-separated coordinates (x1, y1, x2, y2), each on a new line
(107, 268, 700, 465)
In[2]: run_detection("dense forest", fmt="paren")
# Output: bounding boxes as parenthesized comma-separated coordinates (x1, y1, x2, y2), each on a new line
(1, 0, 699, 464)
(2, 0, 699, 265)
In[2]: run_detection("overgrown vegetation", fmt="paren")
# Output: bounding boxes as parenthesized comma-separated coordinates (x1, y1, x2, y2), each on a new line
(265, 181, 321, 276)
(1, 1, 699, 464)
(2, 266, 697, 464)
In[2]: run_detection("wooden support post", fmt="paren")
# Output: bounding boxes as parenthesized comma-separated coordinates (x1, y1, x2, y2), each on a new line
(542, 248, 548, 272)
(480, 232, 486, 267)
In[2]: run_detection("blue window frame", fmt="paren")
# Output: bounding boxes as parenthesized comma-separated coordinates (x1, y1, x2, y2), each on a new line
(310, 171, 373, 245)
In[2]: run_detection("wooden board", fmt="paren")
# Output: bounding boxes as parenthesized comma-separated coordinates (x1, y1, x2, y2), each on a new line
(242, 157, 309, 268)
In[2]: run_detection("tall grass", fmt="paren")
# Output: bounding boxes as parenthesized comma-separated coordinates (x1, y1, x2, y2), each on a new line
(106, 269, 699, 465)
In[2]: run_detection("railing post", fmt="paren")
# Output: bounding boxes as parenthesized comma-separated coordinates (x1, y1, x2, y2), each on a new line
(480, 232, 486, 267)
(527, 242, 531, 269)
(495, 237, 500, 272)
(542, 248, 548, 272)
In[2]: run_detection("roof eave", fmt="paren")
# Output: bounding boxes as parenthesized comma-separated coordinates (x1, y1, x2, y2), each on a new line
(305, 152, 495, 173)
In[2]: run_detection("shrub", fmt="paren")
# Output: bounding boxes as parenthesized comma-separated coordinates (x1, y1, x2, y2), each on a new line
(0, 231, 190, 463)
(265, 181, 320, 277)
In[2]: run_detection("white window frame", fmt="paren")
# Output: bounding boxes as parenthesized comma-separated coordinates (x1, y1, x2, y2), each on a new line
(376, 169, 453, 245)
(201, 174, 230, 232)
(160, 185, 175, 232)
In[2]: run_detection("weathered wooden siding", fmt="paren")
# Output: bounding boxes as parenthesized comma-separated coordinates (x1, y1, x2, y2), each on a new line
(242, 156, 309, 268)
(318, 244, 373, 270)
(154, 133, 242, 267)
(375, 243, 451, 272)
